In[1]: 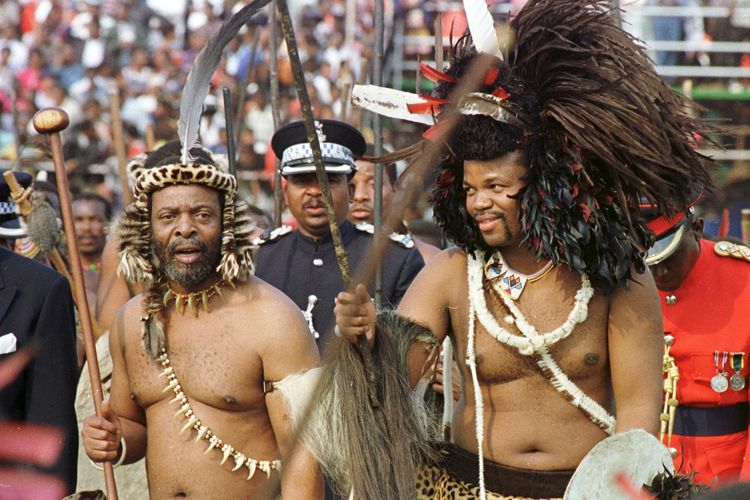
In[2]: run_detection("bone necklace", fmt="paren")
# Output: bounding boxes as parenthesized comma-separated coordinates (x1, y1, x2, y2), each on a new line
(163, 280, 230, 317)
(158, 349, 282, 479)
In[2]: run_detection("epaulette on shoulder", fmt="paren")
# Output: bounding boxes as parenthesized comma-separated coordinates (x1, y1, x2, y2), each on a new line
(389, 232, 415, 249)
(714, 241, 750, 263)
(355, 222, 415, 248)
(254, 225, 292, 246)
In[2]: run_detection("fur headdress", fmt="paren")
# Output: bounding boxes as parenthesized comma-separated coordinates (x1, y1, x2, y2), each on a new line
(117, 0, 269, 358)
(354, 0, 715, 291)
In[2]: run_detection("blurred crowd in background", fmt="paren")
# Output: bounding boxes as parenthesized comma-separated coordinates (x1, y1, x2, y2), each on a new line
(0, 0, 749, 232)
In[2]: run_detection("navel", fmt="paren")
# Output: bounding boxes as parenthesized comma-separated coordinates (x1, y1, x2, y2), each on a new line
(130, 392, 140, 403)
(584, 353, 599, 366)
(223, 395, 238, 405)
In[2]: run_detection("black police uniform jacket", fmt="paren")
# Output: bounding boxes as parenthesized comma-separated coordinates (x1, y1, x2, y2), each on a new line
(255, 220, 425, 346)
(0, 247, 78, 493)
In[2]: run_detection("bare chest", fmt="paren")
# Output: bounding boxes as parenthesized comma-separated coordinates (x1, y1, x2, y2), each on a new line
(126, 316, 265, 412)
(454, 278, 610, 385)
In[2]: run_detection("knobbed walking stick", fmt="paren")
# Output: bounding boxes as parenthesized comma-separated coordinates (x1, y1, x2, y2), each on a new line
(32, 107, 119, 500)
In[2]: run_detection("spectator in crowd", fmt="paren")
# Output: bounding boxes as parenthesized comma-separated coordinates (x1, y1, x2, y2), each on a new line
(72, 192, 111, 306)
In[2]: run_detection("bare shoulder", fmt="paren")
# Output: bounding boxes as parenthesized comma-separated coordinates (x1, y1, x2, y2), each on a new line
(607, 265, 661, 337)
(423, 247, 467, 278)
(244, 277, 320, 378)
(242, 276, 317, 348)
(245, 276, 308, 326)
(105, 294, 146, 363)
(611, 265, 660, 305)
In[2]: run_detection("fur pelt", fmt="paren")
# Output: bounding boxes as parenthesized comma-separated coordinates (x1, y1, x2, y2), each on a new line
(304, 310, 439, 499)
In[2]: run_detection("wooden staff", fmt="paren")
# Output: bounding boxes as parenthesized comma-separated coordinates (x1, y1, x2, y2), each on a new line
(109, 84, 132, 206)
(270, 2, 283, 228)
(145, 122, 155, 151)
(32, 107, 118, 500)
(276, 0, 380, 407)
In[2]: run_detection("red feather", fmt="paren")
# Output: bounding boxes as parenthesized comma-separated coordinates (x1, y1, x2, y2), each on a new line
(492, 87, 509, 99)
(483, 68, 499, 86)
(407, 102, 443, 115)
(419, 63, 457, 83)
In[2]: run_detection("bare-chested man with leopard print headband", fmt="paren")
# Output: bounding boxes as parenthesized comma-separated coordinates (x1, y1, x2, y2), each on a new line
(81, 2, 323, 497)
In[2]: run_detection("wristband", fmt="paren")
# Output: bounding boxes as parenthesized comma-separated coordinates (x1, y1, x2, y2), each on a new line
(89, 437, 127, 470)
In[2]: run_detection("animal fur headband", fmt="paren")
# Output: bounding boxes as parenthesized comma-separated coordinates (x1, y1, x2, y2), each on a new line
(354, 0, 714, 292)
(117, 0, 270, 358)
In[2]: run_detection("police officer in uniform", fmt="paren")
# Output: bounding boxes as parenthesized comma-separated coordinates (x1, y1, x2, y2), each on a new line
(254, 120, 425, 346)
(645, 203, 750, 486)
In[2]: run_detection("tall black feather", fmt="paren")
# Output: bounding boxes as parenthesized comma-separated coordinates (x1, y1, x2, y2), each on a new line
(178, 0, 272, 164)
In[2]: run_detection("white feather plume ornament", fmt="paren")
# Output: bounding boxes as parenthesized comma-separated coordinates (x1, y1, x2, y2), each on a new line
(178, 0, 272, 164)
(462, 0, 502, 58)
(350, 85, 436, 125)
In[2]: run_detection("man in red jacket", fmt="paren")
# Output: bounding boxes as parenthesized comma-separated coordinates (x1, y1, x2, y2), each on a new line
(646, 205, 750, 486)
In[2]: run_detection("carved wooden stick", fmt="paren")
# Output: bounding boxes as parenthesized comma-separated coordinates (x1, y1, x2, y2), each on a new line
(32, 107, 119, 500)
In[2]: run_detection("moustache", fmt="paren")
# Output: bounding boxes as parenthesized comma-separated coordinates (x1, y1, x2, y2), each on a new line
(166, 236, 208, 258)
(472, 211, 506, 222)
(303, 200, 325, 210)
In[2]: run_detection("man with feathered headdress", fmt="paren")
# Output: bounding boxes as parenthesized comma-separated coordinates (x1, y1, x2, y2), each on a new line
(79, 2, 323, 497)
(329, 0, 715, 498)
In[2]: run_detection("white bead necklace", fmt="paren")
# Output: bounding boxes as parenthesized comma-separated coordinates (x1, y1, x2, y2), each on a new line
(469, 253, 594, 356)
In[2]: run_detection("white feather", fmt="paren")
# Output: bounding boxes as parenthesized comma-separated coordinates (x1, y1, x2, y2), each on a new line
(178, 0, 272, 164)
(463, 0, 502, 58)
(350, 85, 436, 125)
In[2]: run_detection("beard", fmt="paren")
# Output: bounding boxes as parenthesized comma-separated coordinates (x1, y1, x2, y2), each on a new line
(472, 210, 515, 247)
(153, 234, 221, 289)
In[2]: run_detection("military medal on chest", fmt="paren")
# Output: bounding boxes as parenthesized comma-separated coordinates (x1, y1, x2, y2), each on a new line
(730, 352, 746, 391)
(711, 351, 730, 393)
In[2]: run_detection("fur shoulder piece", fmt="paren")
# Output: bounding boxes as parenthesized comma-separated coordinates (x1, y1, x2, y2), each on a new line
(255, 225, 293, 245)
(714, 241, 750, 263)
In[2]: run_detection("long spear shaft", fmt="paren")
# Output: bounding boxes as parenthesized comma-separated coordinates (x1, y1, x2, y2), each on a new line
(32, 107, 118, 500)
(276, 0, 380, 407)
(108, 85, 132, 206)
(269, 2, 283, 228)
(373, 0, 384, 308)
(223, 87, 238, 177)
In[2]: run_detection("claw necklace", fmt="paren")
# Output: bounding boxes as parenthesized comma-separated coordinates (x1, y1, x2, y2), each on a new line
(158, 349, 281, 479)
(163, 280, 232, 317)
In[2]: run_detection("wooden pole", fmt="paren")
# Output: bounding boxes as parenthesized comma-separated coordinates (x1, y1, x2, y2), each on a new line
(32, 107, 118, 500)
(145, 122, 155, 151)
(108, 85, 132, 206)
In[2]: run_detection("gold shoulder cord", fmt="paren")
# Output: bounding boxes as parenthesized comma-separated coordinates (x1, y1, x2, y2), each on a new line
(660, 334, 679, 458)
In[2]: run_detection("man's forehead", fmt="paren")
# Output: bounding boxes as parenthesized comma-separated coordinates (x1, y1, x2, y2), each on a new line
(151, 184, 221, 205)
